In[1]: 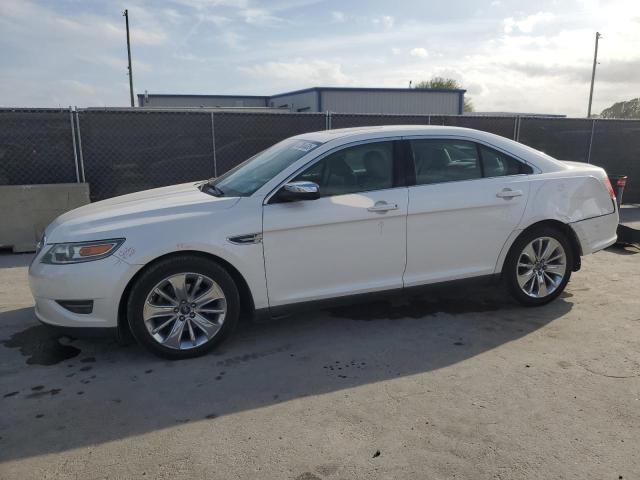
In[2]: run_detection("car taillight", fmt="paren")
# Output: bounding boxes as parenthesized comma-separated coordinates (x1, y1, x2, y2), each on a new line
(604, 177, 616, 201)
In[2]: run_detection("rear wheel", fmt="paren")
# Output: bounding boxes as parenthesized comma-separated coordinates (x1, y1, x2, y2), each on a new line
(504, 226, 574, 306)
(127, 255, 240, 359)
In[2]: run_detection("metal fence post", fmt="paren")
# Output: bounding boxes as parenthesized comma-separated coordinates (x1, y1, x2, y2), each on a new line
(586, 119, 596, 164)
(69, 106, 80, 183)
(74, 107, 86, 182)
(512, 116, 518, 141)
(325, 111, 331, 130)
(211, 112, 217, 177)
(427, 115, 431, 125)
(516, 116, 521, 142)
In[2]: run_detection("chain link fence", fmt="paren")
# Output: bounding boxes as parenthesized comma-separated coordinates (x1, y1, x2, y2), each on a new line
(517, 117, 593, 162)
(589, 120, 640, 203)
(77, 110, 215, 200)
(330, 113, 429, 128)
(1, 108, 638, 203)
(213, 112, 325, 175)
(0, 108, 78, 185)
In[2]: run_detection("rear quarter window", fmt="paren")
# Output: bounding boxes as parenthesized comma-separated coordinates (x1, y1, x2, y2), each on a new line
(479, 145, 533, 177)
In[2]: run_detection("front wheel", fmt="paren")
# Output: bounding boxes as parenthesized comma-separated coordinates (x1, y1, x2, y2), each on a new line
(504, 226, 574, 306)
(127, 255, 240, 359)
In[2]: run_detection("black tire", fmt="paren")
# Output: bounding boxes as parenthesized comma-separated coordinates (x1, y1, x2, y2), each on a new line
(127, 255, 240, 359)
(504, 225, 574, 306)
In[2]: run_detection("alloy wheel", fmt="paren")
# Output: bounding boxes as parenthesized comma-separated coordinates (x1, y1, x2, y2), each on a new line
(516, 236, 567, 298)
(143, 272, 227, 350)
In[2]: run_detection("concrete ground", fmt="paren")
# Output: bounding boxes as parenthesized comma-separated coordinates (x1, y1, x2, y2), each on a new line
(1, 247, 639, 480)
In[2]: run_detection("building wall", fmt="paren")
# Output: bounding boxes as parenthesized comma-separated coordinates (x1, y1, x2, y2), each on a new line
(138, 89, 463, 114)
(269, 90, 319, 112)
(139, 95, 268, 108)
(321, 90, 461, 115)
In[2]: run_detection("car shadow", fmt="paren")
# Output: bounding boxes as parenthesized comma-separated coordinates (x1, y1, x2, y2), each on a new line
(0, 284, 572, 462)
(606, 244, 639, 255)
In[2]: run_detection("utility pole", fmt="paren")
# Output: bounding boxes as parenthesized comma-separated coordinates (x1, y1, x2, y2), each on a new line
(587, 31, 601, 118)
(123, 9, 134, 107)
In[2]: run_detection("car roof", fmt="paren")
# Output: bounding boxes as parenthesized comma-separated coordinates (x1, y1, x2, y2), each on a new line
(294, 125, 456, 143)
(293, 125, 566, 173)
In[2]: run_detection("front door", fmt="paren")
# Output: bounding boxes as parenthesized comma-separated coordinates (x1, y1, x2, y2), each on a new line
(262, 140, 408, 307)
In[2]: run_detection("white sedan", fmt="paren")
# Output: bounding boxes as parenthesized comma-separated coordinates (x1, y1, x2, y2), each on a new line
(29, 126, 619, 359)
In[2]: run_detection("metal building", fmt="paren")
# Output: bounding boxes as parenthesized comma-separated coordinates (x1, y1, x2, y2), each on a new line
(137, 93, 269, 108)
(269, 87, 464, 114)
(138, 86, 465, 115)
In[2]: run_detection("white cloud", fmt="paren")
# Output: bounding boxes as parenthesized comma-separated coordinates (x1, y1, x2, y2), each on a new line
(200, 14, 231, 26)
(410, 47, 429, 58)
(331, 11, 346, 23)
(241, 8, 282, 26)
(219, 30, 244, 49)
(503, 12, 555, 34)
(1, 0, 639, 116)
(172, 0, 249, 9)
(239, 58, 351, 86)
(372, 15, 394, 29)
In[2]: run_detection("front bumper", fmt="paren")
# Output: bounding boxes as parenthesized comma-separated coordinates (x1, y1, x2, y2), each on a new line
(29, 249, 140, 329)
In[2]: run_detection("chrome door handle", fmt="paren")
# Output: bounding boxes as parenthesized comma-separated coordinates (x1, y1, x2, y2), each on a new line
(496, 189, 523, 199)
(367, 201, 398, 213)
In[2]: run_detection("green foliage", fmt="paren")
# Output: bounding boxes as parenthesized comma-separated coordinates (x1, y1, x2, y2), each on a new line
(414, 77, 460, 90)
(600, 98, 640, 119)
(414, 77, 474, 112)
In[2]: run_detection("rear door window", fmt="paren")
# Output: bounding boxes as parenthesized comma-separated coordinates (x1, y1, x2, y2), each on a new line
(409, 139, 482, 185)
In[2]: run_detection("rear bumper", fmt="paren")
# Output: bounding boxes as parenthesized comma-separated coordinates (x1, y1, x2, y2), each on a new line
(570, 211, 619, 255)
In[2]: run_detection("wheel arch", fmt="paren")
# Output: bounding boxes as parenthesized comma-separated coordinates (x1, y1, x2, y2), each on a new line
(497, 219, 583, 276)
(117, 250, 255, 341)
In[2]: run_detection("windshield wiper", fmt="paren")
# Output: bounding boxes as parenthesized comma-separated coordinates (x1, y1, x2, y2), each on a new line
(201, 181, 225, 197)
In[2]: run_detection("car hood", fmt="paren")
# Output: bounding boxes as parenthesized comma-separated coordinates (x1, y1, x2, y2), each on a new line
(45, 182, 240, 242)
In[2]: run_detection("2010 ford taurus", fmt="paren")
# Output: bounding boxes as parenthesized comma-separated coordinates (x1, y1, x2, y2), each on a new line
(29, 126, 619, 359)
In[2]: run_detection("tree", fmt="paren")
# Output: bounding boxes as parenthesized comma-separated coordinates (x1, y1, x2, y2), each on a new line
(600, 98, 640, 119)
(414, 77, 474, 112)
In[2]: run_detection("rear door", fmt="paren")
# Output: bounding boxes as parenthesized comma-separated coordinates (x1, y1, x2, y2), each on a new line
(404, 138, 532, 286)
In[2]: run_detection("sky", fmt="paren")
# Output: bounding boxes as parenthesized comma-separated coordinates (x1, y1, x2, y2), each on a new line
(0, 0, 638, 116)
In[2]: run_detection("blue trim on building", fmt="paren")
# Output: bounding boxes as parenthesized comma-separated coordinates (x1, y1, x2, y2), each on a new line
(139, 93, 270, 99)
(269, 86, 466, 100)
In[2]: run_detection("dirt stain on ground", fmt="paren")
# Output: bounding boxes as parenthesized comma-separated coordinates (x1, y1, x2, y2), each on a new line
(1, 325, 81, 366)
(25, 388, 61, 399)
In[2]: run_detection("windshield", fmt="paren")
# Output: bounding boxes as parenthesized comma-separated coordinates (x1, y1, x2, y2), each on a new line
(209, 138, 322, 196)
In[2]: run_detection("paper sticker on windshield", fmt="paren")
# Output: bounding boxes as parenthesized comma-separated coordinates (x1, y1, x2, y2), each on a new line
(291, 141, 320, 153)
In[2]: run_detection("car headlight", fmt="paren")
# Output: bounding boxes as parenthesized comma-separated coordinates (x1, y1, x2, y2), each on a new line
(41, 239, 125, 265)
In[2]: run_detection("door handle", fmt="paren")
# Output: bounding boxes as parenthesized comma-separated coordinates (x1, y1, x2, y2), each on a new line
(367, 201, 398, 213)
(496, 188, 523, 199)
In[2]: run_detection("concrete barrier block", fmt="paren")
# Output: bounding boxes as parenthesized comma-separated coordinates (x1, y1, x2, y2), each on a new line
(0, 184, 90, 253)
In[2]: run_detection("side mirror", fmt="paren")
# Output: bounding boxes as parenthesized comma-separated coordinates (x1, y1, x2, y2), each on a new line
(278, 181, 320, 201)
